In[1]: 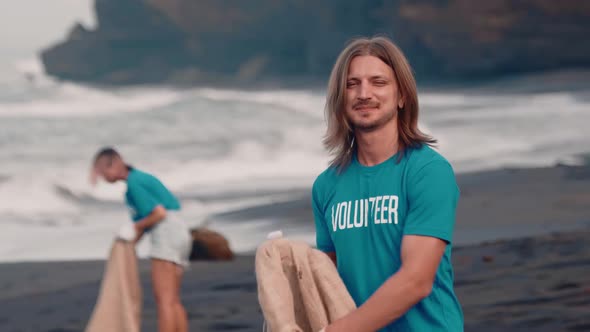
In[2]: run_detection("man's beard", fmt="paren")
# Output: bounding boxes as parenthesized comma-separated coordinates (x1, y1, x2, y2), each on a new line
(349, 102, 397, 132)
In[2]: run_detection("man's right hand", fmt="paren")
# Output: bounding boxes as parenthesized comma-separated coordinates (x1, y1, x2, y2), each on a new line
(132, 223, 145, 244)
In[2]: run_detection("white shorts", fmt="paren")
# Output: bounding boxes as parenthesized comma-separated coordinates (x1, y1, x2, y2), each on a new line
(149, 212, 192, 268)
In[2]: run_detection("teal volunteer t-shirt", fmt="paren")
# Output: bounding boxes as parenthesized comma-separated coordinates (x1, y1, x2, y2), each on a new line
(125, 168, 181, 225)
(312, 145, 463, 331)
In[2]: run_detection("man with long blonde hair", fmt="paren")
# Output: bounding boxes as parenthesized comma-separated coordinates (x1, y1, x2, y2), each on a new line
(312, 36, 463, 331)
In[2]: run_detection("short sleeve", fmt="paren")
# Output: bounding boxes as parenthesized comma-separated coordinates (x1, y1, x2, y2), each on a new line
(127, 182, 159, 218)
(403, 160, 460, 244)
(312, 177, 335, 253)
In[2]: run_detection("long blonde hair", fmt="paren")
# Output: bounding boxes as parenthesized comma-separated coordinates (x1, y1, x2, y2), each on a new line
(323, 36, 436, 172)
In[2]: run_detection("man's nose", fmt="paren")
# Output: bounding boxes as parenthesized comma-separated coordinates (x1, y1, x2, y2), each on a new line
(358, 82, 371, 100)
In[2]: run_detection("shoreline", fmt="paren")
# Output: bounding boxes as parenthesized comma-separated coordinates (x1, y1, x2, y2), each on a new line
(210, 162, 590, 251)
(5, 162, 587, 263)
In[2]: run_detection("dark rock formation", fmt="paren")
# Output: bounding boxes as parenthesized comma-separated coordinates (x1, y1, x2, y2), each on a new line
(189, 228, 234, 261)
(40, 0, 590, 85)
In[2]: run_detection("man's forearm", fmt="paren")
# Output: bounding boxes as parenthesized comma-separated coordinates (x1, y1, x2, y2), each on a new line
(135, 206, 166, 231)
(328, 269, 430, 332)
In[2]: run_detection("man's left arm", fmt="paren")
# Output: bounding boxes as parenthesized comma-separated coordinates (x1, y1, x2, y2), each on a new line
(325, 235, 446, 332)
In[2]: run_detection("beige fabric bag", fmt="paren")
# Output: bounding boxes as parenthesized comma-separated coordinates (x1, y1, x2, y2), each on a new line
(255, 238, 356, 332)
(85, 240, 142, 332)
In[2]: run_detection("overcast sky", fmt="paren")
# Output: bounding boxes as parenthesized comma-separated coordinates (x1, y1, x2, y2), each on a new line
(0, 0, 95, 60)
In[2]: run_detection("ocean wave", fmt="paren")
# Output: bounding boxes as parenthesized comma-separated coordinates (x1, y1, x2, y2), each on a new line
(1, 58, 183, 118)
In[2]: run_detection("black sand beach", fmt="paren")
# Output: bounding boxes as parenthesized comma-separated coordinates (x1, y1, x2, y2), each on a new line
(3, 164, 589, 332)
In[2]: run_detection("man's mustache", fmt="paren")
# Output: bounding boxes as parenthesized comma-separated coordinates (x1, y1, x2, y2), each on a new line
(353, 100, 380, 109)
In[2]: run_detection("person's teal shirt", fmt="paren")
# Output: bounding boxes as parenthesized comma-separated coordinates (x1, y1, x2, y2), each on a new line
(125, 168, 180, 224)
(312, 145, 463, 331)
